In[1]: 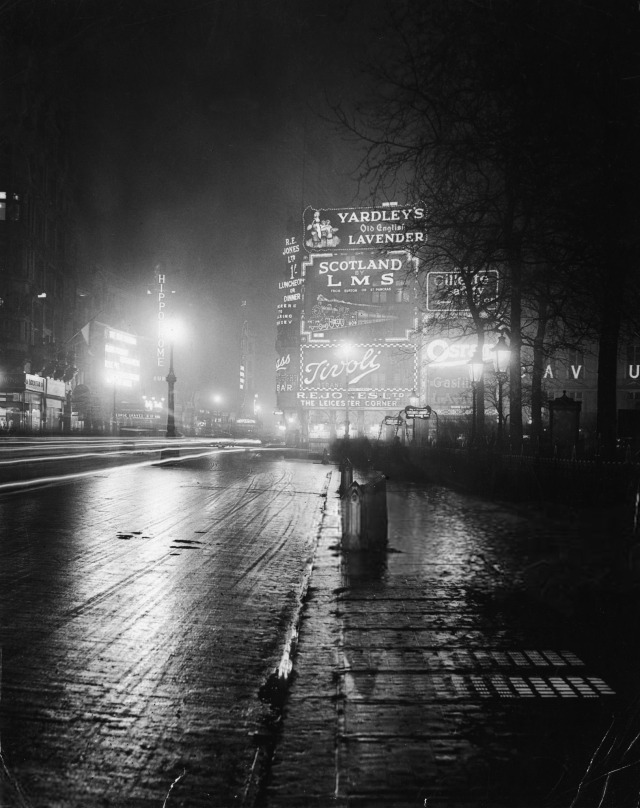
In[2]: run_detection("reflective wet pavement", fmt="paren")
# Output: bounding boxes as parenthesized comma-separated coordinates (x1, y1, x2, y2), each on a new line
(1, 454, 639, 807)
(0, 453, 332, 807)
(266, 479, 639, 808)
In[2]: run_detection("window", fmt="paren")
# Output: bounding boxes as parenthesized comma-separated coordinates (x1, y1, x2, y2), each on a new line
(372, 290, 387, 303)
(0, 191, 6, 221)
(627, 392, 640, 409)
(8, 193, 20, 222)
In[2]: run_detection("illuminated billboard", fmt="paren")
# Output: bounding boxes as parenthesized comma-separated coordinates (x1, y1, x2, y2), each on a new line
(303, 204, 426, 253)
(426, 269, 499, 312)
(422, 337, 492, 414)
(276, 234, 303, 350)
(103, 326, 140, 388)
(297, 342, 417, 410)
(302, 251, 416, 342)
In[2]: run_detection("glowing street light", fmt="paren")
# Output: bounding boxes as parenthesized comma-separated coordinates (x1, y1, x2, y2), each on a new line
(491, 333, 511, 448)
(163, 321, 181, 438)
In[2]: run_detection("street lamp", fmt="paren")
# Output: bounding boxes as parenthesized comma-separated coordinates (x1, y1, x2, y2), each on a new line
(36, 292, 46, 343)
(107, 373, 120, 436)
(491, 333, 511, 449)
(467, 347, 485, 446)
(164, 322, 178, 438)
(339, 342, 353, 439)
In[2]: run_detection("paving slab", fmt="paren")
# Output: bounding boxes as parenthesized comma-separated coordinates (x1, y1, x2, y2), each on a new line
(265, 477, 632, 808)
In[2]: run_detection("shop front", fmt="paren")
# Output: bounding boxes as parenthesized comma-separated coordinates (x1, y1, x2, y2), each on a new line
(0, 373, 47, 433)
(45, 378, 67, 431)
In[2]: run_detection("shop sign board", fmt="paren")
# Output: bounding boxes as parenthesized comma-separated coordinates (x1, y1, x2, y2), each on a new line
(404, 406, 431, 420)
(46, 378, 66, 398)
(383, 416, 403, 426)
(0, 372, 26, 391)
(296, 391, 407, 409)
(25, 374, 45, 393)
(303, 204, 426, 253)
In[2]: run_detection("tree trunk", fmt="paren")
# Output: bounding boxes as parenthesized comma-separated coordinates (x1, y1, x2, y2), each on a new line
(596, 290, 621, 460)
(509, 259, 523, 453)
(530, 295, 549, 454)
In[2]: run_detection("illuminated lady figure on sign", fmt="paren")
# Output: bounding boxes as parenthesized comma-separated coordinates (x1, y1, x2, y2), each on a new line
(306, 210, 340, 249)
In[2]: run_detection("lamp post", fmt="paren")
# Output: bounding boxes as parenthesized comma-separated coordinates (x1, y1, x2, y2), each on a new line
(111, 376, 118, 436)
(409, 389, 419, 443)
(36, 292, 46, 343)
(166, 338, 177, 438)
(467, 347, 485, 447)
(212, 393, 222, 434)
(340, 342, 353, 439)
(491, 333, 510, 449)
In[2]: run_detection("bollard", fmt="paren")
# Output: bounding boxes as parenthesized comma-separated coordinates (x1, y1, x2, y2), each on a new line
(340, 474, 387, 551)
(341, 482, 363, 548)
(339, 457, 353, 495)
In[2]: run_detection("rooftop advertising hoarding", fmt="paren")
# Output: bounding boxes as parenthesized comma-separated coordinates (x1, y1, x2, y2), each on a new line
(301, 250, 417, 342)
(276, 234, 303, 351)
(302, 204, 426, 253)
(102, 325, 140, 388)
(297, 342, 417, 410)
(426, 269, 499, 312)
(422, 337, 494, 414)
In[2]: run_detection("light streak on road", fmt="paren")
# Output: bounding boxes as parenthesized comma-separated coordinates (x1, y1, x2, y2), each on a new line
(0, 446, 250, 494)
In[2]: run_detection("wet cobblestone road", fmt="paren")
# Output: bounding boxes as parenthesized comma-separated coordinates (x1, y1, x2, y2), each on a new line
(0, 452, 332, 807)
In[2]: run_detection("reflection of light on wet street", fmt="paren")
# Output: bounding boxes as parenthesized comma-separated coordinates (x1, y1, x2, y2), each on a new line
(0, 456, 333, 805)
(332, 480, 622, 807)
(0, 446, 245, 493)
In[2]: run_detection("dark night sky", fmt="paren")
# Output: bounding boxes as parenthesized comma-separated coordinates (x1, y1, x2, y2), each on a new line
(52, 0, 391, 418)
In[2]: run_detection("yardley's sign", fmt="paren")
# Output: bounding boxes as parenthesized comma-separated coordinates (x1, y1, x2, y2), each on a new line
(303, 204, 426, 252)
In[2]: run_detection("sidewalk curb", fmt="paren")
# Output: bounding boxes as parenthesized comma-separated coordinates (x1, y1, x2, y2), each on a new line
(243, 469, 338, 807)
